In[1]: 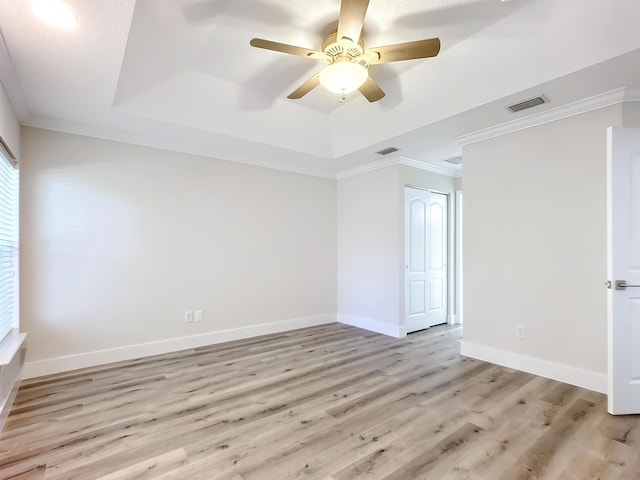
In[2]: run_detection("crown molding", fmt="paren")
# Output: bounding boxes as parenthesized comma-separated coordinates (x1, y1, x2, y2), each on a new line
(455, 87, 638, 146)
(336, 155, 460, 180)
(25, 116, 462, 181)
(398, 156, 461, 178)
(24, 117, 339, 180)
(336, 156, 399, 180)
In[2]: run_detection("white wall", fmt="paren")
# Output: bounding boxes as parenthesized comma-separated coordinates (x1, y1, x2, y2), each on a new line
(622, 101, 640, 126)
(462, 104, 626, 393)
(337, 164, 457, 336)
(20, 127, 337, 376)
(337, 166, 402, 336)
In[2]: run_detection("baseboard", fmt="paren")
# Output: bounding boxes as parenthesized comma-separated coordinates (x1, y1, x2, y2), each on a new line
(460, 341, 607, 394)
(338, 314, 404, 338)
(23, 314, 336, 379)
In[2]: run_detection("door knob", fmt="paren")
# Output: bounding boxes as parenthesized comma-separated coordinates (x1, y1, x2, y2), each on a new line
(615, 280, 640, 290)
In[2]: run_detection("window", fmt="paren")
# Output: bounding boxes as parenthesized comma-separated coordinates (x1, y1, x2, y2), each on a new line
(0, 147, 18, 344)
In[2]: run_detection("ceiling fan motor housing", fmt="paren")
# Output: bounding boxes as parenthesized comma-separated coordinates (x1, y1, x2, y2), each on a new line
(322, 30, 364, 64)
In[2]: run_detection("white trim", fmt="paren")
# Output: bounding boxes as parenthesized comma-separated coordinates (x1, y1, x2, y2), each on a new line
(398, 156, 461, 178)
(448, 314, 457, 325)
(336, 156, 398, 180)
(336, 155, 461, 180)
(338, 314, 405, 338)
(455, 87, 640, 146)
(17, 120, 464, 182)
(23, 314, 336, 379)
(0, 330, 27, 366)
(460, 341, 607, 394)
(24, 120, 338, 180)
(455, 190, 463, 325)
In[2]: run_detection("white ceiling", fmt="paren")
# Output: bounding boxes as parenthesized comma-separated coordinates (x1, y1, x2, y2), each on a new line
(0, 0, 639, 178)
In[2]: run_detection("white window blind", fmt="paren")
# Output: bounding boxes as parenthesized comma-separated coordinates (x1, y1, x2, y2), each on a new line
(0, 149, 18, 345)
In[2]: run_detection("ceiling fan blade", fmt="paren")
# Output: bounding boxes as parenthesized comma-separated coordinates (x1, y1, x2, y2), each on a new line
(287, 73, 321, 99)
(359, 76, 385, 103)
(337, 0, 370, 45)
(365, 38, 441, 64)
(250, 38, 327, 60)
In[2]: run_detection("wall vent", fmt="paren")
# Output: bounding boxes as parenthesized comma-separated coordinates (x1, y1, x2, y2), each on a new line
(506, 95, 548, 113)
(376, 147, 399, 156)
(442, 155, 462, 165)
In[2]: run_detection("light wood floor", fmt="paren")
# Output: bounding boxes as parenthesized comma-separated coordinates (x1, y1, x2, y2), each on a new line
(1, 323, 639, 480)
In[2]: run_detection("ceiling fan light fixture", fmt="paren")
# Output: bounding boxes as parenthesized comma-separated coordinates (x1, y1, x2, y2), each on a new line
(318, 61, 368, 94)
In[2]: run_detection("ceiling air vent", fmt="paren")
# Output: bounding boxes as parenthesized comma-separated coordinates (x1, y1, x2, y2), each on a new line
(376, 147, 399, 156)
(442, 155, 462, 165)
(506, 95, 548, 113)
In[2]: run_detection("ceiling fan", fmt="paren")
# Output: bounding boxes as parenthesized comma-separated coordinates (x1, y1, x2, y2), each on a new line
(249, 0, 441, 103)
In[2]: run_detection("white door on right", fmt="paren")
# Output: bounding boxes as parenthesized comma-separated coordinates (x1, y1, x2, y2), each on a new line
(607, 127, 640, 415)
(404, 187, 448, 333)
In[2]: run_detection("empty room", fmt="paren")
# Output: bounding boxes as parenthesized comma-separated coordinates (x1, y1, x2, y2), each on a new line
(1, 0, 640, 478)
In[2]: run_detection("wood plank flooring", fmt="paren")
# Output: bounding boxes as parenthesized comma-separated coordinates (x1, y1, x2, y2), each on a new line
(1, 323, 639, 479)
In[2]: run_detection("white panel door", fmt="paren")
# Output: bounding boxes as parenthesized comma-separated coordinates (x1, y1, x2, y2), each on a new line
(607, 127, 640, 415)
(405, 187, 429, 333)
(428, 192, 448, 327)
(404, 187, 448, 333)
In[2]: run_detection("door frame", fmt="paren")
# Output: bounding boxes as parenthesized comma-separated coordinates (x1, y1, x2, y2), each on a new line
(455, 190, 463, 324)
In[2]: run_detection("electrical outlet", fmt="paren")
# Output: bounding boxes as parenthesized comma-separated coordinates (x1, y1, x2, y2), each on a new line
(516, 324, 526, 339)
(195, 310, 203, 322)
(185, 311, 193, 323)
